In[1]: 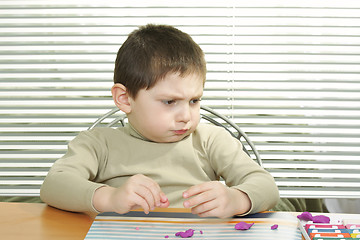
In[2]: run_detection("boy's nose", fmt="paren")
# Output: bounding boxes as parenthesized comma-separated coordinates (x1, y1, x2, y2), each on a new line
(177, 105, 191, 123)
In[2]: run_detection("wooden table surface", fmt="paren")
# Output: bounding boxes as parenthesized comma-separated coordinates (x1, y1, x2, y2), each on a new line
(0, 202, 96, 240)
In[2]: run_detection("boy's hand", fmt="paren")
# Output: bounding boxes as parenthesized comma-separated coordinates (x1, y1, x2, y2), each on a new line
(182, 181, 251, 218)
(93, 174, 169, 214)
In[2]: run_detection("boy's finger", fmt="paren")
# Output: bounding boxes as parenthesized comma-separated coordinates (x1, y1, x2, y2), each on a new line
(157, 192, 169, 208)
(144, 182, 162, 208)
(160, 192, 168, 203)
(135, 177, 161, 208)
(183, 182, 211, 198)
(183, 189, 215, 208)
(134, 174, 164, 209)
(135, 185, 157, 210)
(132, 196, 150, 214)
(159, 199, 170, 208)
(191, 199, 217, 215)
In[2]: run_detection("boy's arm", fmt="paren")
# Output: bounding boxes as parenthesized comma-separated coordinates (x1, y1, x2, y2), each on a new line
(188, 125, 279, 217)
(41, 130, 169, 214)
(40, 170, 105, 213)
(212, 127, 279, 215)
(41, 168, 170, 214)
(40, 130, 107, 213)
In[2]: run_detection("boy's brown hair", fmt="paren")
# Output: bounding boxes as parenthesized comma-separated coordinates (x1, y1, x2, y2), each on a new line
(114, 24, 206, 98)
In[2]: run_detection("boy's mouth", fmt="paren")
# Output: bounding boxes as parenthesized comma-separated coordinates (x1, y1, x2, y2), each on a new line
(174, 129, 188, 135)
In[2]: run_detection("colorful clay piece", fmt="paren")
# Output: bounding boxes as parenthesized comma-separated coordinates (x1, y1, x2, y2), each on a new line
(175, 229, 195, 238)
(200, 230, 203, 234)
(297, 211, 313, 221)
(135, 227, 140, 230)
(312, 215, 330, 223)
(235, 221, 254, 230)
(271, 224, 278, 230)
(297, 211, 330, 224)
(164, 235, 169, 238)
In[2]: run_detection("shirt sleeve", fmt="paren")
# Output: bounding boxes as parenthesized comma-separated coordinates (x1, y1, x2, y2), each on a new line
(40, 129, 107, 213)
(205, 125, 280, 214)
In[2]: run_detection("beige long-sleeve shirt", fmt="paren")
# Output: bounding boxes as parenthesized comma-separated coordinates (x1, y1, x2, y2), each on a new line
(40, 123, 279, 214)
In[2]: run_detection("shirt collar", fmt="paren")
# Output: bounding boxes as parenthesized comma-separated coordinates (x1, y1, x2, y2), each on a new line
(126, 122, 151, 141)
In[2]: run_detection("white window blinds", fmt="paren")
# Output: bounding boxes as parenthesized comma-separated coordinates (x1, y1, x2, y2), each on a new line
(0, 0, 359, 198)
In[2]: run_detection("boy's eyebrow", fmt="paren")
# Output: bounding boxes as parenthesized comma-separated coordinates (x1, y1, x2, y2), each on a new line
(157, 93, 203, 99)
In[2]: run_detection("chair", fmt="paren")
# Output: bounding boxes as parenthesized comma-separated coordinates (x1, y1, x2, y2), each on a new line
(88, 105, 263, 167)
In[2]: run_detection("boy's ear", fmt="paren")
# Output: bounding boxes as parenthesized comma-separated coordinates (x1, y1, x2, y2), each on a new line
(111, 83, 131, 113)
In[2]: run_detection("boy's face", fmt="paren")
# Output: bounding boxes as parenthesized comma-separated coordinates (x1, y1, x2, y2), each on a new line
(127, 72, 204, 143)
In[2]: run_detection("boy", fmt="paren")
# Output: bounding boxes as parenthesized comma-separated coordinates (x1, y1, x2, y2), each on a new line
(40, 24, 279, 218)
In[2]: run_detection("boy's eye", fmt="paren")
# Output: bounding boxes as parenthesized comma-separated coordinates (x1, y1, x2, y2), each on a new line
(162, 100, 175, 105)
(190, 99, 201, 104)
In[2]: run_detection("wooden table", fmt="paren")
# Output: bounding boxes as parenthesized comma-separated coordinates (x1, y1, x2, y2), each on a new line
(0, 202, 193, 239)
(0, 202, 96, 240)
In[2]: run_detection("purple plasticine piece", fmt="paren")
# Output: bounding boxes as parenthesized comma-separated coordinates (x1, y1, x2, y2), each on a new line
(271, 224, 278, 230)
(297, 211, 313, 221)
(312, 215, 330, 223)
(200, 230, 203, 234)
(164, 236, 169, 238)
(175, 229, 195, 238)
(235, 222, 254, 230)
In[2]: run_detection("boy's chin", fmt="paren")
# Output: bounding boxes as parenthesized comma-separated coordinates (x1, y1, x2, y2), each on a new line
(154, 134, 190, 143)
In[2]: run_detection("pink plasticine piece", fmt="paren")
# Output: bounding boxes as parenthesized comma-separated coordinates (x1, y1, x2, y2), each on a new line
(312, 215, 330, 223)
(235, 221, 254, 230)
(164, 236, 169, 238)
(297, 211, 330, 223)
(297, 211, 313, 221)
(271, 224, 278, 230)
(135, 227, 140, 230)
(175, 229, 195, 238)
